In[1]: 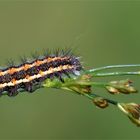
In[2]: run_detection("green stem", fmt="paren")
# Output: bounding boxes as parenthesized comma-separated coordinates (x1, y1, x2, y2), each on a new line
(91, 71, 140, 77)
(87, 82, 108, 87)
(62, 80, 108, 88)
(88, 64, 140, 73)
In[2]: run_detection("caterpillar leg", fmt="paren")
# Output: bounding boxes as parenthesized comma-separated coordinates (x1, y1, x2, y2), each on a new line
(24, 82, 43, 93)
(24, 82, 35, 93)
(7, 86, 18, 97)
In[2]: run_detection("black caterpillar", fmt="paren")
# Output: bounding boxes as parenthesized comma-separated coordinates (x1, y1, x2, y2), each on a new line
(0, 49, 82, 97)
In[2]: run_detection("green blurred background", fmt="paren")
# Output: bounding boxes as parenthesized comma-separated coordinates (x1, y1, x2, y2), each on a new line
(0, 0, 140, 139)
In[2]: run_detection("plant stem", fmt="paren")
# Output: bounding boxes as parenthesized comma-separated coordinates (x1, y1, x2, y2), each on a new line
(61, 80, 108, 88)
(89, 82, 108, 87)
(88, 64, 140, 73)
(91, 71, 140, 77)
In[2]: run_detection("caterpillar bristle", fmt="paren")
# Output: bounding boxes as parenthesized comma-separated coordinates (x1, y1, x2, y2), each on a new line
(31, 51, 40, 59)
(6, 59, 15, 68)
(64, 48, 73, 56)
(20, 55, 27, 63)
(54, 48, 60, 57)
(43, 48, 51, 57)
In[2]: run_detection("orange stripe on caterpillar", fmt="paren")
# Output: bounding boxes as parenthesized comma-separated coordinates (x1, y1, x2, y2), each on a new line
(0, 65, 74, 88)
(0, 57, 69, 76)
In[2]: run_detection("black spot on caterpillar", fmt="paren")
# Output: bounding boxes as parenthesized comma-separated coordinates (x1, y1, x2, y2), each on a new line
(0, 49, 83, 97)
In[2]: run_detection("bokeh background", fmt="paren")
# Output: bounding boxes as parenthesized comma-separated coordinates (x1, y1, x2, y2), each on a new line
(0, 0, 140, 139)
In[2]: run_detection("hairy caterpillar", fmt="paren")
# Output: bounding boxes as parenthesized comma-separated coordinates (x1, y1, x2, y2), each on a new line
(0, 49, 82, 97)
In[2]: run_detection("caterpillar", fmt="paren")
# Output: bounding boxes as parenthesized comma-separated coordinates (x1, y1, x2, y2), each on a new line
(0, 49, 82, 97)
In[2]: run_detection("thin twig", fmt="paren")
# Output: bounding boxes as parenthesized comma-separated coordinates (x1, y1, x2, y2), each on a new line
(91, 71, 140, 77)
(88, 64, 140, 73)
